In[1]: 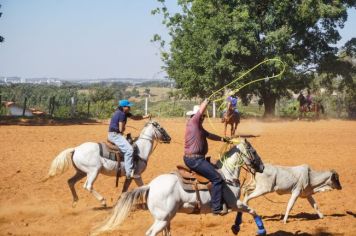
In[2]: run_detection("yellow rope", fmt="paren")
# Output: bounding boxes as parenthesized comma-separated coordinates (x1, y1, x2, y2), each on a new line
(219, 139, 245, 170)
(206, 58, 286, 133)
(208, 58, 286, 102)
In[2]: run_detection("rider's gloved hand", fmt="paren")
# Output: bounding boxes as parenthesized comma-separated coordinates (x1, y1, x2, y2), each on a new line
(221, 137, 232, 143)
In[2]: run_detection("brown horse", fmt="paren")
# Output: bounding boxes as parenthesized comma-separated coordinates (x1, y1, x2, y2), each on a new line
(222, 109, 240, 137)
(299, 102, 324, 120)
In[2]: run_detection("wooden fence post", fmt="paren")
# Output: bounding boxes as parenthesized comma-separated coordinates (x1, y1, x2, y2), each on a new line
(22, 97, 27, 116)
(145, 97, 148, 116)
(87, 101, 91, 117)
(51, 96, 55, 116)
(48, 96, 55, 116)
(48, 97, 52, 115)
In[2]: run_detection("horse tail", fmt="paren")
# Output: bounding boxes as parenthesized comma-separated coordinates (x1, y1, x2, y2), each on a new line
(91, 185, 150, 236)
(42, 147, 75, 182)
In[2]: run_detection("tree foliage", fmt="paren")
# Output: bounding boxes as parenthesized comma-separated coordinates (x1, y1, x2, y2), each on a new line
(153, 0, 356, 116)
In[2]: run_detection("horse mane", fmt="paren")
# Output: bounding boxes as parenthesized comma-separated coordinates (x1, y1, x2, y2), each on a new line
(216, 145, 240, 169)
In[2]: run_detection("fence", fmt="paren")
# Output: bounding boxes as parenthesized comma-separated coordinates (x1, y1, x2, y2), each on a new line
(0, 93, 353, 119)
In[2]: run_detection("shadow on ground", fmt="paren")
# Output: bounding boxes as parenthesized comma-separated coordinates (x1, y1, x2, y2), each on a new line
(263, 212, 346, 222)
(267, 229, 343, 236)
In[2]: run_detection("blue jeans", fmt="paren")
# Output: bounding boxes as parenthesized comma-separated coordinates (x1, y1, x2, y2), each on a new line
(108, 132, 133, 177)
(184, 156, 223, 212)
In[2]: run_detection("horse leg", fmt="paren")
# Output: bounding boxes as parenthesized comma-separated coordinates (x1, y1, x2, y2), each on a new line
(83, 169, 106, 207)
(145, 219, 168, 236)
(232, 122, 237, 136)
(224, 123, 227, 137)
(231, 211, 242, 235)
(134, 176, 144, 187)
(307, 195, 323, 219)
(283, 190, 300, 223)
(121, 177, 133, 193)
(230, 124, 234, 137)
(67, 170, 86, 208)
(235, 200, 266, 235)
(243, 188, 268, 205)
(163, 222, 171, 236)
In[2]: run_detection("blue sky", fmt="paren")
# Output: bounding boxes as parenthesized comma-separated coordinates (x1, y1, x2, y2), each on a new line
(0, 1, 355, 80)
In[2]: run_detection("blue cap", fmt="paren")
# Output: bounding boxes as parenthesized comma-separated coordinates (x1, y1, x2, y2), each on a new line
(118, 100, 133, 107)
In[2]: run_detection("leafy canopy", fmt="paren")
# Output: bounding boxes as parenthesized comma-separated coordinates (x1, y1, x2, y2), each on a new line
(153, 0, 356, 115)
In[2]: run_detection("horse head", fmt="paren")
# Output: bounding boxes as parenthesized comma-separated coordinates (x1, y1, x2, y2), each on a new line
(330, 169, 342, 190)
(144, 121, 171, 143)
(236, 138, 264, 174)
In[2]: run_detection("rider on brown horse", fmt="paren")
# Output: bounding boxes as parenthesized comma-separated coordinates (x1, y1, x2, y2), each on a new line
(222, 92, 240, 136)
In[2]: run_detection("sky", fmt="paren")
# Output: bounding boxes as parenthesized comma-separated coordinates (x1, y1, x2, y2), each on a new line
(0, 1, 355, 80)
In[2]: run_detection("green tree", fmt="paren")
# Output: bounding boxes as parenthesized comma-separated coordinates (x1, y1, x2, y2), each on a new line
(144, 87, 151, 96)
(131, 87, 140, 98)
(153, 0, 356, 116)
(89, 87, 115, 116)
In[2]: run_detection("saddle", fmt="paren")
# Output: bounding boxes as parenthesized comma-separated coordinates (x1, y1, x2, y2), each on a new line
(98, 140, 122, 162)
(98, 135, 139, 188)
(174, 165, 213, 213)
(175, 165, 211, 190)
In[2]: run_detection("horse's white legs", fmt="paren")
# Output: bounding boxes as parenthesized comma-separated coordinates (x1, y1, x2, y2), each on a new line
(145, 220, 168, 236)
(67, 170, 86, 207)
(83, 169, 106, 207)
(307, 195, 324, 219)
(283, 190, 300, 223)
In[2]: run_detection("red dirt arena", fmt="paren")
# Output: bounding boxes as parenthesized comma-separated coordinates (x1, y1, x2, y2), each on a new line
(0, 118, 355, 235)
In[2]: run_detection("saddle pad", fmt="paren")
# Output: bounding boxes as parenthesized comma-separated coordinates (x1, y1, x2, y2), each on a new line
(172, 171, 211, 191)
(98, 142, 121, 162)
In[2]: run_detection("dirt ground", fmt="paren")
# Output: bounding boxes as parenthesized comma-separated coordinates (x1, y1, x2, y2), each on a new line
(0, 118, 355, 236)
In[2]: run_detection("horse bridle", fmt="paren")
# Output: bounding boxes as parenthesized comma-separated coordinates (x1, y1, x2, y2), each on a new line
(139, 121, 170, 143)
(236, 142, 259, 175)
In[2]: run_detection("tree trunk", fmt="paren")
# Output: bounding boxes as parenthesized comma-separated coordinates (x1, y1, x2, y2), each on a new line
(263, 96, 276, 117)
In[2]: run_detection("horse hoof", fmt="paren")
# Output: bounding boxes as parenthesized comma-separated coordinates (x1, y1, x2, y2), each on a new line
(257, 228, 266, 236)
(72, 201, 78, 208)
(231, 225, 240, 235)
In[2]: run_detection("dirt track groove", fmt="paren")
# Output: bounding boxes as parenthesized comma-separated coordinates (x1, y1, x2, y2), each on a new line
(0, 119, 355, 235)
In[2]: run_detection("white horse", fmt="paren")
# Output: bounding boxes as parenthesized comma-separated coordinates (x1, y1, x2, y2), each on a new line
(44, 121, 171, 207)
(93, 139, 267, 236)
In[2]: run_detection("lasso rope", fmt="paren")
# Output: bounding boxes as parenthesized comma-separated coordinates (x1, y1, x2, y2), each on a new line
(208, 58, 286, 102)
(219, 138, 245, 170)
(205, 58, 286, 133)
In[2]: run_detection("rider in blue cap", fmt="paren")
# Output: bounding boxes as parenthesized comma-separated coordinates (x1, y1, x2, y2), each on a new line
(108, 99, 150, 179)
